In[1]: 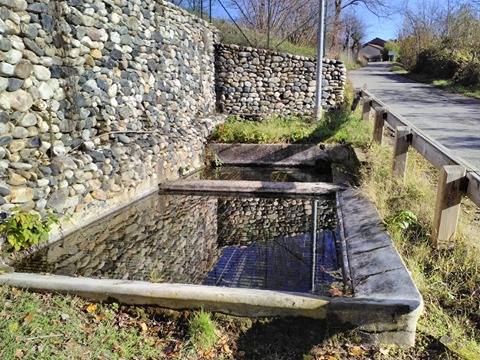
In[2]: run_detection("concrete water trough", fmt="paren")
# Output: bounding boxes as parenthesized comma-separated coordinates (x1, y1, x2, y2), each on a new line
(0, 143, 422, 346)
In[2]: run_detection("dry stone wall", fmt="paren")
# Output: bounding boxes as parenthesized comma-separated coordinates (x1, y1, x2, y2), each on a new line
(0, 0, 221, 219)
(215, 43, 347, 116)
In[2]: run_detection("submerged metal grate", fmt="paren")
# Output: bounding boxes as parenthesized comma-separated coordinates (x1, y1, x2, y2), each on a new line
(204, 230, 341, 294)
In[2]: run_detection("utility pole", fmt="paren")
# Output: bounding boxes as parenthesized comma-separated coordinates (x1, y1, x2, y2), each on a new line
(267, 0, 271, 48)
(314, 0, 326, 120)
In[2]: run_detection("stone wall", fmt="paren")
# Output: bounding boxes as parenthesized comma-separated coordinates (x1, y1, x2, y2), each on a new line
(0, 0, 220, 220)
(218, 196, 337, 246)
(215, 43, 347, 116)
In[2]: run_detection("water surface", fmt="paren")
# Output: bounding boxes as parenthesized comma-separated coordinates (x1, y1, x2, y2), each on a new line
(13, 192, 342, 295)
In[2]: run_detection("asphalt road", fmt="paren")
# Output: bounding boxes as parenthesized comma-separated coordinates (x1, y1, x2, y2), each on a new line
(349, 62, 480, 172)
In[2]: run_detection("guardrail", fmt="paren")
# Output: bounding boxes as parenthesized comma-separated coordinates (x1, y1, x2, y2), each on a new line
(356, 89, 480, 248)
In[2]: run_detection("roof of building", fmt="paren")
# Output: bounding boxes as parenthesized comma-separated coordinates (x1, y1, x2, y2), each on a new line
(364, 37, 387, 48)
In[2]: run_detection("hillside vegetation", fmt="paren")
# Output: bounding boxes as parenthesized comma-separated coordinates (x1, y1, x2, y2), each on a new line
(397, 2, 480, 98)
(214, 20, 317, 58)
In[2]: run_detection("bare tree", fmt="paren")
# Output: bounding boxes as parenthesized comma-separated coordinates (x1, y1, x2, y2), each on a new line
(341, 11, 366, 56)
(231, 0, 318, 44)
(329, 0, 389, 57)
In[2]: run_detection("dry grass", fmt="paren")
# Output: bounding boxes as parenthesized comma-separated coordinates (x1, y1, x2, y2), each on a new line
(360, 143, 480, 359)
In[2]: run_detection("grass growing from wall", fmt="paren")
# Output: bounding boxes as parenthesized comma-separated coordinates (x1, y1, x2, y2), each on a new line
(214, 20, 317, 58)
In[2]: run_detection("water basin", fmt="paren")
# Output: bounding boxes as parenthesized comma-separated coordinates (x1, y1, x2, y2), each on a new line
(12, 192, 341, 296)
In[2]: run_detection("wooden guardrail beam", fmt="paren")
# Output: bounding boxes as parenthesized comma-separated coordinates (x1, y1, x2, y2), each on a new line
(432, 165, 466, 248)
(392, 126, 411, 180)
(466, 172, 480, 207)
(410, 133, 457, 169)
(358, 89, 480, 248)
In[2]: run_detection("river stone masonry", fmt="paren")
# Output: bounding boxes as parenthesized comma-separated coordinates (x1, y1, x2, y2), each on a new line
(218, 196, 337, 246)
(0, 0, 221, 219)
(215, 43, 347, 116)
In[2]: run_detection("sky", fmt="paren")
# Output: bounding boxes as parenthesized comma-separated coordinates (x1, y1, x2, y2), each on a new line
(209, 0, 418, 43)
(354, 3, 404, 41)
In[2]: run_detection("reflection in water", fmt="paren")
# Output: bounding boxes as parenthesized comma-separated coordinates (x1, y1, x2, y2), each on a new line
(13, 192, 342, 296)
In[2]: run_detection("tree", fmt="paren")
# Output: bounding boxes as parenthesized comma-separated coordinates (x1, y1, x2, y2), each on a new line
(341, 11, 366, 58)
(231, 0, 319, 46)
(329, 0, 390, 57)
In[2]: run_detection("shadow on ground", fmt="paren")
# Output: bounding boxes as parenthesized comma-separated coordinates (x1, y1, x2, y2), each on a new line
(234, 317, 353, 360)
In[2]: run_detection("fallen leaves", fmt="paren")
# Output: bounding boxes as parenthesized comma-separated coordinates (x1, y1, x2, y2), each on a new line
(328, 283, 344, 297)
(85, 303, 97, 314)
(14, 349, 24, 358)
(348, 345, 367, 357)
(23, 312, 34, 324)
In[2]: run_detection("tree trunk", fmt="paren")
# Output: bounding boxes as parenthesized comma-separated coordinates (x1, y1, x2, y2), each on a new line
(329, 0, 342, 58)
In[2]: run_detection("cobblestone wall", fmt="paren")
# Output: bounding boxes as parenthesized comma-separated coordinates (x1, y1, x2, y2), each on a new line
(0, 0, 220, 220)
(218, 196, 337, 246)
(215, 43, 347, 116)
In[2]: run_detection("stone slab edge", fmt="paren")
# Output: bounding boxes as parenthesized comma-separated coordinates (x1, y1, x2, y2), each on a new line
(337, 188, 423, 345)
(208, 143, 330, 166)
(0, 272, 420, 345)
(160, 179, 342, 196)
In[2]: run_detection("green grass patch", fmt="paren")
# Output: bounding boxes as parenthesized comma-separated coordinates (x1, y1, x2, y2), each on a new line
(210, 115, 317, 144)
(211, 83, 370, 146)
(0, 287, 161, 359)
(210, 111, 370, 146)
(187, 310, 219, 352)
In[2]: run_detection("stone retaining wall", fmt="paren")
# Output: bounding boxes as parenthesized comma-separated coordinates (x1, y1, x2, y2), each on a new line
(215, 43, 347, 116)
(218, 196, 337, 246)
(0, 0, 220, 219)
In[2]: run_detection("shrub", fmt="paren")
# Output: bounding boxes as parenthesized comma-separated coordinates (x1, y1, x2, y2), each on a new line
(413, 47, 464, 79)
(453, 60, 480, 86)
(0, 209, 58, 251)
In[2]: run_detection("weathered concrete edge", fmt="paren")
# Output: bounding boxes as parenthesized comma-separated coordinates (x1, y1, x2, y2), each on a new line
(0, 272, 419, 346)
(337, 188, 424, 345)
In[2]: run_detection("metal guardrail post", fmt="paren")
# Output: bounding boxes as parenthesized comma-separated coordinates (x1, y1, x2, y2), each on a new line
(311, 199, 318, 293)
